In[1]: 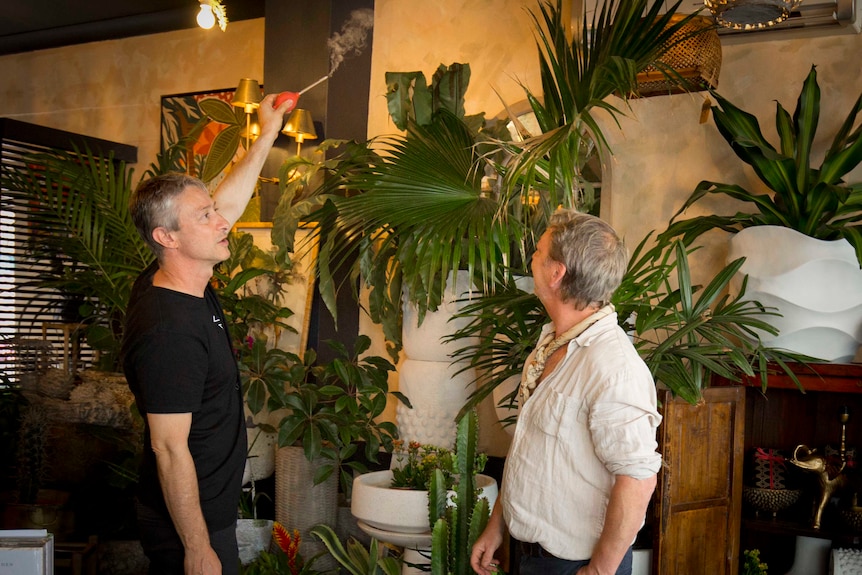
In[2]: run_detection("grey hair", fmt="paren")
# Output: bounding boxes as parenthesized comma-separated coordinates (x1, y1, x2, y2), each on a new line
(130, 172, 207, 259)
(545, 209, 628, 310)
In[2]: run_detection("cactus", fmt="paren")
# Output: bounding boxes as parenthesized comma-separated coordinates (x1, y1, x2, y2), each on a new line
(428, 410, 490, 575)
(16, 405, 50, 504)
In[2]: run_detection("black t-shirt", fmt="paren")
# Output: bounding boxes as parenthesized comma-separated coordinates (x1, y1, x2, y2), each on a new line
(122, 262, 247, 531)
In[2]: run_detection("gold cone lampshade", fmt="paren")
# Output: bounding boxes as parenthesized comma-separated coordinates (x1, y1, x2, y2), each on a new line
(232, 78, 262, 113)
(282, 109, 318, 155)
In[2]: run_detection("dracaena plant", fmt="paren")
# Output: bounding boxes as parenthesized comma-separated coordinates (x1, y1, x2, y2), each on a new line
(660, 65, 862, 265)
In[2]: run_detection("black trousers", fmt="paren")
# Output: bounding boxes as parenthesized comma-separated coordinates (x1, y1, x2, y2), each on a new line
(136, 501, 239, 575)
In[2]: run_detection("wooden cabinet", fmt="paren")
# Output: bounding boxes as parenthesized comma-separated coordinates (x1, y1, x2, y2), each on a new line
(714, 363, 862, 573)
(653, 387, 745, 575)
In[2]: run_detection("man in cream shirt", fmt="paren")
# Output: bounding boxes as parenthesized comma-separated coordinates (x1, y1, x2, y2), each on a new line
(470, 210, 662, 575)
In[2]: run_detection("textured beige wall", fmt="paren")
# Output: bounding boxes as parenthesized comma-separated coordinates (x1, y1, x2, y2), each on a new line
(367, 0, 542, 139)
(3, 5, 862, 455)
(605, 31, 862, 284)
(0, 19, 265, 174)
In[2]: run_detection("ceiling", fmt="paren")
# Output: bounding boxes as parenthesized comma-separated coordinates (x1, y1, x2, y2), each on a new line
(0, 0, 265, 56)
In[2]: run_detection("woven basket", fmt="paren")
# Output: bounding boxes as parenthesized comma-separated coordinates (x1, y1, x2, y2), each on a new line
(275, 446, 338, 569)
(637, 15, 722, 97)
(743, 486, 802, 516)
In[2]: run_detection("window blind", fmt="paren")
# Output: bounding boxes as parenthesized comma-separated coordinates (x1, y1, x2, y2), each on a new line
(0, 118, 136, 380)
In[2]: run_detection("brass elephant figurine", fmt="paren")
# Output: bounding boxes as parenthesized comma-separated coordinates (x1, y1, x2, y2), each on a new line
(787, 444, 847, 529)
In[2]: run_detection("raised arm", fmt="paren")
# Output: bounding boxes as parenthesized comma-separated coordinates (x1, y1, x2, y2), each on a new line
(212, 92, 295, 227)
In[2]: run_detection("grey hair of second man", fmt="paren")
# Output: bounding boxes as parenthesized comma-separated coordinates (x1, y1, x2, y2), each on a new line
(130, 172, 208, 259)
(545, 209, 628, 310)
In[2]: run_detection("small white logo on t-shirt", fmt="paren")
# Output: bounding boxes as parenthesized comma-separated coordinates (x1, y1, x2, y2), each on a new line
(213, 315, 223, 329)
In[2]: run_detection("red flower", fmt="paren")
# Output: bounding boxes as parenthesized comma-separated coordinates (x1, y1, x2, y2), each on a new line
(272, 522, 303, 575)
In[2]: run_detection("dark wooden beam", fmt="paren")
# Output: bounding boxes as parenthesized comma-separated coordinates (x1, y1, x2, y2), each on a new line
(262, 0, 374, 362)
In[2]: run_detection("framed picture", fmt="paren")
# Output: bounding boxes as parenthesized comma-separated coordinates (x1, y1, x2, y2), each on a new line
(160, 87, 261, 188)
(232, 222, 318, 359)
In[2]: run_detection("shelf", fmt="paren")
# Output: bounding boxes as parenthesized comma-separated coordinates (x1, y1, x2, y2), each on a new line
(727, 362, 862, 567)
(714, 362, 862, 394)
(743, 511, 862, 547)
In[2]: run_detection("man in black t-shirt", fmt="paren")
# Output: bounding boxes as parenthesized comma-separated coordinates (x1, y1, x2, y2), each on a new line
(122, 92, 294, 575)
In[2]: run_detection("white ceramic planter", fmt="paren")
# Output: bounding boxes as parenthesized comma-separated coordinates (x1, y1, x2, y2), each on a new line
(728, 226, 862, 362)
(350, 470, 498, 534)
(236, 518, 273, 565)
(396, 358, 476, 448)
(402, 273, 480, 362)
(242, 428, 276, 485)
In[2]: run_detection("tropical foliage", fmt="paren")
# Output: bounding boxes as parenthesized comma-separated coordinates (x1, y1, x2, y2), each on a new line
(311, 524, 401, 575)
(627, 241, 807, 405)
(241, 522, 324, 575)
(500, 0, 699, 221)
(450, 234, 809, 408)
(660, 65, 862, 265)
(255, 335, 409, 495)
(267, 0, 705, 360)
(0, 146, 152, 368)
(159, 91, 250, 184)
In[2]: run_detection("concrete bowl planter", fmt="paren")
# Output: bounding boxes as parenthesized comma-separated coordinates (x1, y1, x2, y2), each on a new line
(350, 470, 498, 534)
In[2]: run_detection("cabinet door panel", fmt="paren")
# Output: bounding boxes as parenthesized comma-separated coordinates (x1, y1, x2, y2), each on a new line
(653, 387, 745, 575)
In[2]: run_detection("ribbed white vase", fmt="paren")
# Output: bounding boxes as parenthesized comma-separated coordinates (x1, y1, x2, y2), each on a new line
(396, 358, 476, 448)
(398, 273, 478, 447)
(728, 226, 862, 362)
(401, 273, 479, 362)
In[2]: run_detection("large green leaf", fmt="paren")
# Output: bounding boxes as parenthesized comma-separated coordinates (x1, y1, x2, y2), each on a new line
(199, 97, 241, 126)
(201, 124, 240, 183)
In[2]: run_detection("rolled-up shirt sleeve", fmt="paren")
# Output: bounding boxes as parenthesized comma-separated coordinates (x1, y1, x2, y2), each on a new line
(590, 373, 663, 479)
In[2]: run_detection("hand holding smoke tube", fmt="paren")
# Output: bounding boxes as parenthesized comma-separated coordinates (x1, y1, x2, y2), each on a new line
(274, 8, 373, 109)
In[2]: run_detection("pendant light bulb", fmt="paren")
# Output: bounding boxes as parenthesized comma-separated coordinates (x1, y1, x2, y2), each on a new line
(197, 3, 216, 29)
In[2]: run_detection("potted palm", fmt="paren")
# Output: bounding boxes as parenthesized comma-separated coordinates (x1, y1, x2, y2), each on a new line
(0, 112, 220, 372)
(0, 146, 152, 370)
(268, 0, 703, 447)
(274, 0, 703, 361)
(451, 233, 808, 416)
(660, 65, 862, 361)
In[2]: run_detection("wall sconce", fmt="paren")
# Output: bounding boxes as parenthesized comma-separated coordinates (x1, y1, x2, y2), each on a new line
(232, 78, 262, 150)
(281, 109, 318, 156)
(197, 0, 228, 31)
(241, 119, 260, 143)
